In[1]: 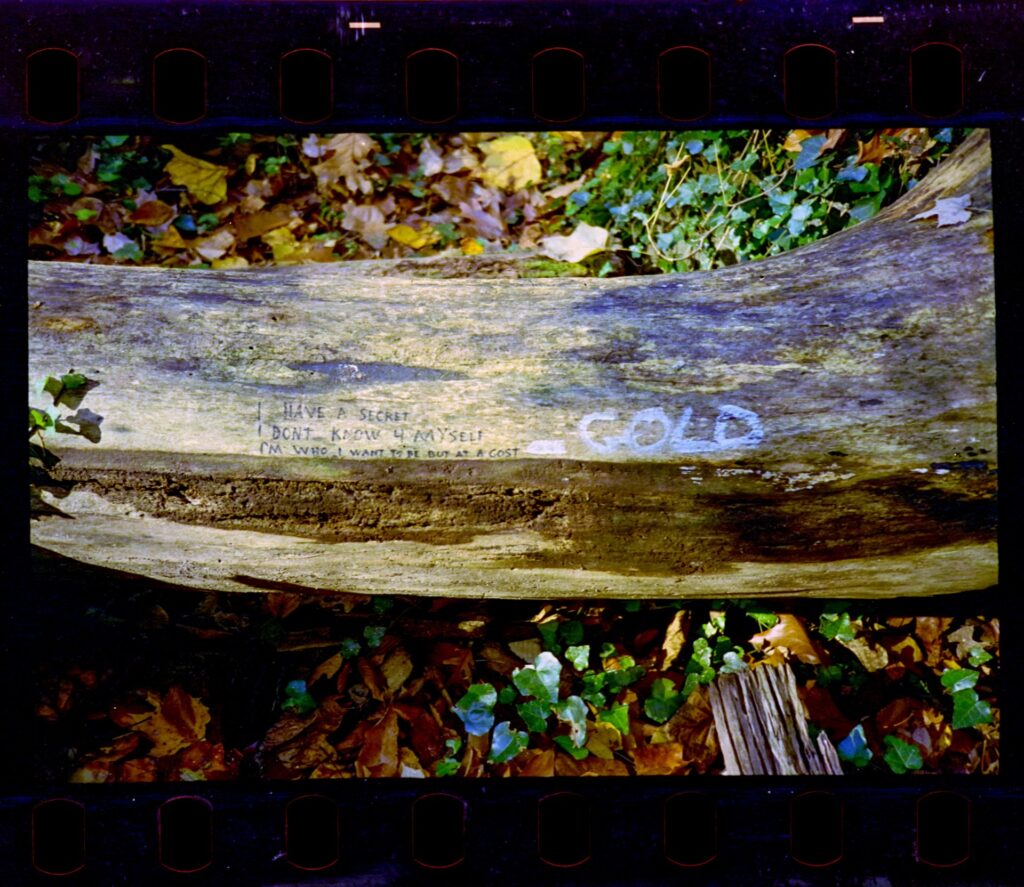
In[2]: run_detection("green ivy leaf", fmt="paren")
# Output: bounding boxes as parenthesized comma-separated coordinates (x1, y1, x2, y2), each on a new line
(580, 671, 607, 707)
(453, 683, 497, 736)
(951, 689, 993, 730)
(362, 624, 386, 648)
(488, 721, 529, 763)
(565, 644, 590, 671)
(968, 647, 993, 667)
(941, 668, 979, 694)
(517, 699, 551, 733)
(553, 695, 588, 747)
(883, 735, 923, 774)
(816, 664, 844, 687)
(513, 651, 561, 703)
(29, 408, 54, 431)
(837, 724, 873, 769)
(498, 685, 518, 705)
(819, 612, 856, 643)
(281, 680, 317, 716)
(339, 637, 361, 659)
(537, 621, 561, 654)
(719, 651, 748, 674)
(644, 678, 683, 724)
(598, 702, 630, 735)
(604, 655, 645, 691)
(553, 735, 589, 760)
(435, 758, 460, 776)
(560, 620, 585, 646)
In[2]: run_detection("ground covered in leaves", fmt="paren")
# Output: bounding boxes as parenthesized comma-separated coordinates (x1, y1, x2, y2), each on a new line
(29, 127, 967, 276)
(29, 567, 998, 782)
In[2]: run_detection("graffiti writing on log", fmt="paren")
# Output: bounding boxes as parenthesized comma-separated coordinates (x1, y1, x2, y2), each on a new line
(578, 405, 764, 455)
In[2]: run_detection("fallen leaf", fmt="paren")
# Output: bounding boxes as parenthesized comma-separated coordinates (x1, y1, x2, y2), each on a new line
(856, 133, 899, 166)
(749, 613, 822, 664)
(382, 645, 414, 693)
(341, 203, 390, 250)
(545, 174, 587, 201)
(161, 145, 228, 205)
(127, 686, 211, 757)
(234, 207, 294, 241)
(840, 636, 889, 672)
(478, 135, 542, 190)
(910, 194, 973, 227)
(311, 133, 378, 195)
(193, 228, 235, 261)
(126, 199, 175, 227)
(355, 708, 399, 777)
(508, 638, 543, 663)
(661, 609, 688, 669)
(915, 616, 952, 666)
(632, 741, 685, 775)
(261, 227, 298, 262)
(399, 746, 429, 778)
(311, 652, 344, 685)
(538, 222, 609, 263)
(513, 746, 555, 776)
(388, 222, 441, 250)
(799, 685, 857, 742)
(783, 129, 815, 153)
(460, 237, 485, 255)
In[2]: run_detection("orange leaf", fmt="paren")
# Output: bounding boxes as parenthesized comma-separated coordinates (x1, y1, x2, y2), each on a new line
(126, 199, 175, 227)
(632, 741, 685, 776)
(782, 129, 816, 152)
(355, 708, 399, 777)
(130, 686, 211, 757)
(233, 207, 294, 241)
(749, 614, 822, 664)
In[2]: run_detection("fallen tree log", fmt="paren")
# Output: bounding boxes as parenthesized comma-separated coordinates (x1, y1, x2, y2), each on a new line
(29, 130, 996, 598)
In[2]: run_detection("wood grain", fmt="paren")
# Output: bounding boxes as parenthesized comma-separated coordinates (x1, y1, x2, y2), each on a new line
(29, 131, 996, 598)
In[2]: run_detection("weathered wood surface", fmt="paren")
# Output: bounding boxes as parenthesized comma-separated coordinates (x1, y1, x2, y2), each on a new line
(709, 662, 843, 776)
(30, 131, 996, 598)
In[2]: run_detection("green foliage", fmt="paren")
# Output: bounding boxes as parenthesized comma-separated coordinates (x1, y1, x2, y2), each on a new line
(941, 668, 979, 694)
(598, 703, 630, 735)
(579, 670, 607, 707)
(968, 647, 993, 667)
(819, 612, 857, 643)
(338, 637, 361, 660)
(553, 735, 589, 760)
(951, 690, 993, 730)
(883, 736, 923, 774)
(554, 695, 588, 748)
(565, 644, 590, 671)
(603, 655, 645, 691)
(644, 678, 685, 724)
(281, 680, 317, 716)
(30, 371, 104, 516)
(685, 638, 716, 685)
(498, 685, 518, 705)
(436, 737, 462, 776)
(362, 624, 386, 649)
(836, 724, 873, 769)
(488, 721, 529, 763)
(547, 128, 963, 275)
(453, 683, 497, 736)
(516, 699, 551, 733)
(512, 651, 561, 703)
(371, 595, 394, 615)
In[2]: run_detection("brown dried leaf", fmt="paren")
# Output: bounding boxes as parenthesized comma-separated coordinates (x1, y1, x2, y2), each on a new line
(131, 686, 211, 757)
(311, 652, 344, 686)
(661, 609, 688, 669)
(312, 134, 378, 195)
(914, 616, 952, 666)
(799, 686, 856, 742)
(355, 708, 399, 778)
(382, 646, 414, 694)
(749, 614, 822, 664)
(513, 747, 555, 776)
(632, 741, 685, 776)
(126, 199, 175, 227)
(234, 207, 294, 241)
(841, 636, 889, 672)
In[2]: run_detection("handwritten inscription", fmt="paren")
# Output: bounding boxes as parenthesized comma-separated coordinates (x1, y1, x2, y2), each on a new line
(578, 405, 764, 455)
(257, 400, 513, 460)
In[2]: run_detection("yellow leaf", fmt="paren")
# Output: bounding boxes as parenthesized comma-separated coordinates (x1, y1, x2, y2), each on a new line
(262, 227, 298, 261)
(133, 687, 211, 757)
(782, 129, 815, 153)
(153, 227, 188, 250)
(211, 256, 249, 269)
(537, 222, 609, 263)
(479, 135, 542, 190)
(460, 237, 485, 255)
(245, 153, 257, 176)
(388, 222, 440, 250)
(161, 145, 228, 205)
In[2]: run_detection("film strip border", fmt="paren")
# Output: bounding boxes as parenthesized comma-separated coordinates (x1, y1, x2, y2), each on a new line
(1, 1, 1022, 129)
(4, 783, 1022, 881)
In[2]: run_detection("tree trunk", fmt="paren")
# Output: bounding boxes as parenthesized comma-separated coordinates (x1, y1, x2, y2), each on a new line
(29, 130, 996, 599)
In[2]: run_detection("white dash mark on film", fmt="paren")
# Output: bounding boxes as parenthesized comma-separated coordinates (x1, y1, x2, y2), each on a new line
(349, 22, 381, 29)
(526, 440, 568, 456)
(851, 16, 885, 24)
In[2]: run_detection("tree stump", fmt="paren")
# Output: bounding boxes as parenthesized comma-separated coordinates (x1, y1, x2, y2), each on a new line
(708, 662, 843, 775)
(29, 130, 996, 599)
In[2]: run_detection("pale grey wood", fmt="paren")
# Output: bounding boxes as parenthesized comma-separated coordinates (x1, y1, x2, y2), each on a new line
(29, 131, 996, 598)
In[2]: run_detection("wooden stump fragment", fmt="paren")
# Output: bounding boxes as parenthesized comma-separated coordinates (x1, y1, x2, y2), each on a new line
(709, 662, 843, 775)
